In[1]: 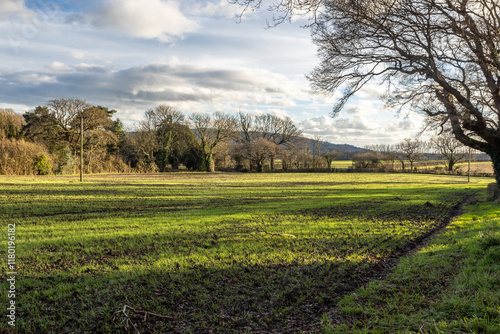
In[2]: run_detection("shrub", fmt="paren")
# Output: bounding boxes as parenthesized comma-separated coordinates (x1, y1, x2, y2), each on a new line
(134, 160, 160, 173)
(35, 155, 52, 175)
(0, 139, 52, 175)
(55, 146, 75, 175)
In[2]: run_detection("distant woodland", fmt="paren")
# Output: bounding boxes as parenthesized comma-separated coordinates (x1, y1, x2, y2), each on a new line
(0, 98, 486, 176)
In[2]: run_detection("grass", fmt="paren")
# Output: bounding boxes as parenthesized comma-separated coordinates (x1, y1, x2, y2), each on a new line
(330, 161, 354, 168)
(456, 161, 494, 175)
(331, 160, 494, 175)
(0, 172, 495, 333)
(323, 193, 500, 333)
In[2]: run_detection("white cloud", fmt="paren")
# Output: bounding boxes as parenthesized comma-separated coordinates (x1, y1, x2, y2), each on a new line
(111, 62, 308, 107)
(92, 0, 198, 42)
(69, 50, 85, 60)
(0, 0, 27, 18)
(0, 60, 315, 123)
(299, 115, 374, 134)
(297, 114, 403, 146)
(73, 63, 107, 73)
(383, 116, 428, 143)
(192, 0, 243, 18)
(0, 102, 32, 115)
(10, 72, 55, 85)
(45, 61, 71, 73)
(345, 106, 360, 115)
(387, 118, 416, 132)
(265, 108, 290, 118)
(356, 83, 386, 99)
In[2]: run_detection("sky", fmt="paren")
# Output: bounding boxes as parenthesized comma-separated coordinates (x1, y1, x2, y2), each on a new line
(0, 0, 426, 147)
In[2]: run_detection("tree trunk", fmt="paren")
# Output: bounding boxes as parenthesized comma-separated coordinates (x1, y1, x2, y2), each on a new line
(488, 147, 500, 185)
(205, 153, 215, 172)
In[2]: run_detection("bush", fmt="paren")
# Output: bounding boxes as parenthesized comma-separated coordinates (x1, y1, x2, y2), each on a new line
(0, 139, 52, 175)
(95, 155, 131, 174)
(35, 155, 52, 175)
(134, 160, 160, 173)
(55, 146, 75, 175)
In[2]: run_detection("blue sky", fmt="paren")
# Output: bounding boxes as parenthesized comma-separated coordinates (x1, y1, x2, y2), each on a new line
(0, 0, 425, 147)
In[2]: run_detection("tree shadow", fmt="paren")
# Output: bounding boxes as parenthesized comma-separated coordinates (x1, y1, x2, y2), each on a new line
(5, 195, 472, 333)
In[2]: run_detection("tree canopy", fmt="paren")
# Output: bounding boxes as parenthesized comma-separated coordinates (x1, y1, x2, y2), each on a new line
(0, 108, 23, 139)
(233, 0, 500, 183)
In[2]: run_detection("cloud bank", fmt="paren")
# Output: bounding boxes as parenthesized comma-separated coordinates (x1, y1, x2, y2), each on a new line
(0, 0, 425, 146)
(91, 0, 197, 42)
(0, 59, 309, 120)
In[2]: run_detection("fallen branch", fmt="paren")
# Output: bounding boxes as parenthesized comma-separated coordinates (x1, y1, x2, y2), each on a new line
(252, 213, 296, 238)
(113, 305, 173, 334)
(258, 230, 296, 238)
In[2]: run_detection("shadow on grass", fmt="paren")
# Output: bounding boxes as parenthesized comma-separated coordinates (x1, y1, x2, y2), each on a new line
(5, 255, 398, 333)
(0, 175, 484, 333)
(2, 195, 474, 334)
(324, 202, 500, 334)
(0, 182, 474, 223)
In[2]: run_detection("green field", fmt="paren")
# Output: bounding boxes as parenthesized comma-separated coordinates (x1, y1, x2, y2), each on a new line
(331, 160, 494, 175)
(0, 173, 498, 333)
(330, 161, 355, 168)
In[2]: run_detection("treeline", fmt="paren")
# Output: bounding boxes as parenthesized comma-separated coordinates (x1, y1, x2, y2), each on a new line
(1, 99, 127, 175)
(355, 137, 488, 173)
(1, 98, 487, 176)
(0, 99, 342, 175)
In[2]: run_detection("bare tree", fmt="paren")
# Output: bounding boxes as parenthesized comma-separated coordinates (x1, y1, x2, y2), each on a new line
(239, 138, 277, 172)
(255, 114, 301, 146)
(232, 0, 500, 184)
(431, 133, 467, 173)
(190, 112, 237, 172)
(311, 135, 326, 168)
(237, 111, 255, 144)
(366, 144, 398, 170)
(47, 98, 91, 131)
(0, 108, 23, 139)
(293, 137, 313, 169)
(352, 151, 384, 169)
(236, 112, 302, 170)
(322, 149, 341, 171)
(139, 105, 185, 170)
(46, 98, 92, 152)
(396, 138, 426, 172)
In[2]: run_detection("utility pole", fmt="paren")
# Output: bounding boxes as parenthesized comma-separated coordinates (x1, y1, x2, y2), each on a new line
(467, 146, 471, 183)
(80, 116, 83, 182)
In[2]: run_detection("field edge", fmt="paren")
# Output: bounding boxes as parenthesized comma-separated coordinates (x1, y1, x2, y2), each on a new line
(322, 194, 500, 333)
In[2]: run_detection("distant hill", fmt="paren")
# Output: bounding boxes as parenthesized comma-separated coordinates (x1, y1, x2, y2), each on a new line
(303, 138, 365, 160)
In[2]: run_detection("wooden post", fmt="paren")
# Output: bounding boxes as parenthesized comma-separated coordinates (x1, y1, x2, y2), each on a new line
(80, 116, 83, 182)
(467, 147, 471, 183)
